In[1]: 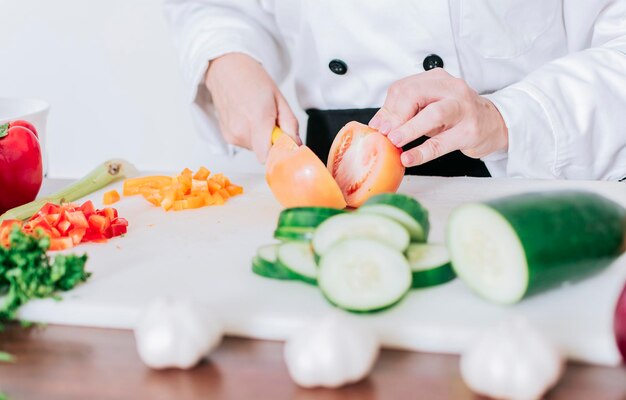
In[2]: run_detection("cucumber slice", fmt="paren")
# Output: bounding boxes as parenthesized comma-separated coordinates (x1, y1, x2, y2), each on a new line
(360, 193, 430, 242)
(448, 191, 626, 304)
(313, 214, 410, 256)
(252, 244, 295, 280)
(406, 243, 456, 288)
(318, 238, 412, 313)
(277, 242, 318, 285)
(258, 244, 279, 264)
(277, 207, 346, 229)
(274, 227, 315, 242)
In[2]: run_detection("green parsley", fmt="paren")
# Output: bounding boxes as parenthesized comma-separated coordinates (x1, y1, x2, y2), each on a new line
(0, 228, 90, 323)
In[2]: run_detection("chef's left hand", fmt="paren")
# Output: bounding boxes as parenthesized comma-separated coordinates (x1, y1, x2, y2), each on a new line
(369, 69, 509, 168)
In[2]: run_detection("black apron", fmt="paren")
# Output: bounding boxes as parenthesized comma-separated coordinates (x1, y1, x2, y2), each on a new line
(306, 108, 491, 177)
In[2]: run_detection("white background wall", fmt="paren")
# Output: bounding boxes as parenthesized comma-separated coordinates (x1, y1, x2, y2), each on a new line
(0, 0, 301, 178)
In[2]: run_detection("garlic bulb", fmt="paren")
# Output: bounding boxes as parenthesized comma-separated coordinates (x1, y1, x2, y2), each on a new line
(460, 316, 564, 400)
(284, 313, 380, 388)
(134, 297, 223, 369)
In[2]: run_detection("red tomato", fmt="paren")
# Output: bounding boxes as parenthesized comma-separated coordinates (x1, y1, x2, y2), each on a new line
(327, 122, 405, 208)
(0, 122, 43, 214)
(266, 135, 347, 209)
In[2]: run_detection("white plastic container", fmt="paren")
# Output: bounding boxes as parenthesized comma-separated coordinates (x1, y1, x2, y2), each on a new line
(0, 97, 50, 175)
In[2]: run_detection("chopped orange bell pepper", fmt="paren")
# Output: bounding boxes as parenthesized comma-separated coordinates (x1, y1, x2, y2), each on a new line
(123, 176, 173, 196)
(122, 167, 243, 211)
(103, 190, 121, 205)
(191, 179, 208, 196)
(207, 180, 222, 194)
(226, 185, 244, 196)
(212, 192, 225, 205)
(193, 167, 210, 180)
(218, 188, 231, 200)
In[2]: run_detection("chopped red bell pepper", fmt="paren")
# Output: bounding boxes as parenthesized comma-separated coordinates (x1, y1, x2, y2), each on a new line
(1, 201, 128, 250)
(0, 121, 43, 214)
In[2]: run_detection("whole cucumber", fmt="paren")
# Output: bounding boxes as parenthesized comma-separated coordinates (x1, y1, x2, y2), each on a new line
(448, 191, 626, 304)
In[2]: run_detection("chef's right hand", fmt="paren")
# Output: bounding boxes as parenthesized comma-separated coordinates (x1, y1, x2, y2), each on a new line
(205, 53, 301, 163)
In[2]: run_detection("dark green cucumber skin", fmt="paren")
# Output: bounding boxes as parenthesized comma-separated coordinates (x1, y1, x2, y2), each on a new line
(274, 227, 314, 242)
(276, 259, 317, 286)
(277, 207, 346, 230)
(486, 191, 626, 299)
(361, 193, 430, 242)
(252, 257, 296, 281)
(411, 264, 456, 289)
(321, 291, 409, 314)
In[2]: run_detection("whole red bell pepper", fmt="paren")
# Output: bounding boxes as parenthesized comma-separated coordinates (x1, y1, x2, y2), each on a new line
(0, 120, 43, 214)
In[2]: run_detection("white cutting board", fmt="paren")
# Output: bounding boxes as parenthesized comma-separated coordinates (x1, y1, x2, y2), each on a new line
(18, 175, 626, 366)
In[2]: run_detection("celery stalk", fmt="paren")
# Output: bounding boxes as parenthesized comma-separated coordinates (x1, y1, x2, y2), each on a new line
(0, 159, 138, 222)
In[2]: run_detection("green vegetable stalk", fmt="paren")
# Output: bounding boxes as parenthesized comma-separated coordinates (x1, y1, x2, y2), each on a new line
(0, 351, 14, 363)
(0, 159, 137, 223)
(0, 228, 90, 324)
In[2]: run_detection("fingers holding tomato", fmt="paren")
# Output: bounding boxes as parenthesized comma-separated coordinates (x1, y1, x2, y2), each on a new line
(369, 69, 509, 168)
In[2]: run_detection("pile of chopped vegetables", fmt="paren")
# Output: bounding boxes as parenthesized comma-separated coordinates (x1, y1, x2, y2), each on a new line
(123, 167, 243, 211)
(0, 201, 128, 251)
(0, 228, 90, 322)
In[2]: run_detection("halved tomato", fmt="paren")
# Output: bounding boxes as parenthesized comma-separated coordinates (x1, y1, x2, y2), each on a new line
(327, 122, 405, 207)
(266, 134, 347, 209)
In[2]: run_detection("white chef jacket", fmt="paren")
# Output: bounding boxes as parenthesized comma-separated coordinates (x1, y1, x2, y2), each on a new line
(164, 0, 626, 181)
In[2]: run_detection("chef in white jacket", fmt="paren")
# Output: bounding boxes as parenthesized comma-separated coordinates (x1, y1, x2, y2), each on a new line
(164, 0, 626, 180)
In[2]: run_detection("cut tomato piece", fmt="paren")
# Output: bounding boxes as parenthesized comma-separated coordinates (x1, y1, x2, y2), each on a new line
(49, 237, 74, 251)
(0, 219, 22, 229)
(68, 227, 87, 245)
(110, 223, 128, 237)
(44, 213, 62, 226)
(102, 207, 118, 220)
(37, 203, 62, 217)
(80, 200, 96, 217)
(0, 220, 22, 247)
(266, 134, 347, 209)
(26, 215, 53, 232)
(112, 217, 128, 227)
(65, 211, 89, 229)
(57, 220, 72, 234)
(88, 214, 110, 234)
(327, 121, 405, 208)
(83, 230, 108, 243)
